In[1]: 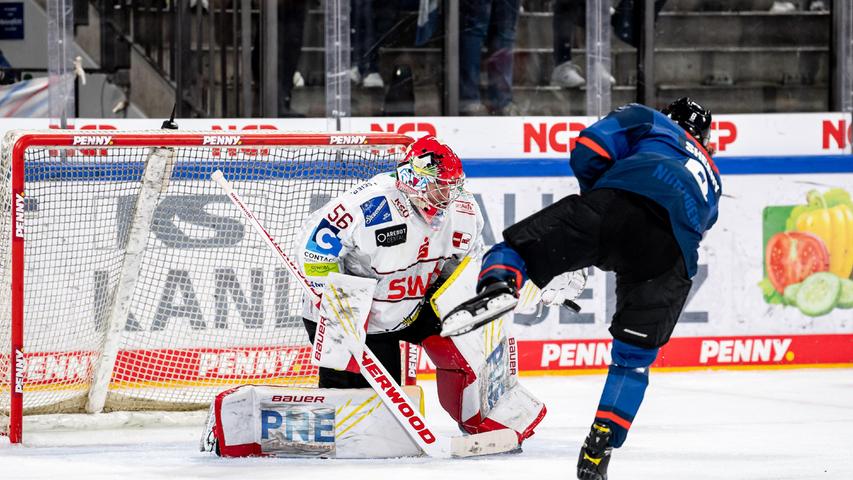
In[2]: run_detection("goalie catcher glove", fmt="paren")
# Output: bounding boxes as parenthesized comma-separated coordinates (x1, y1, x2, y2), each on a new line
(440, 281, 518, 337)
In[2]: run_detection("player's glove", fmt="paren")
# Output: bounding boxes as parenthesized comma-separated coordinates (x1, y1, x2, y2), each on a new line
(540, 269, 587, 312)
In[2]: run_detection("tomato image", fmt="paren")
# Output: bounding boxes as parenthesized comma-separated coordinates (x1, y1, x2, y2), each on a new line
(765, 232, 830, 294)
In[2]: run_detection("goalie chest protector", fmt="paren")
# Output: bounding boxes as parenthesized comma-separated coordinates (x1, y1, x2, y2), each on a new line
(297, 173, 483, 333)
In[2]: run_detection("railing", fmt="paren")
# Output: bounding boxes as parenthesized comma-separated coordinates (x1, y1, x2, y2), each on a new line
(82, 0, 851, 118)
(94, 0, 261, 118)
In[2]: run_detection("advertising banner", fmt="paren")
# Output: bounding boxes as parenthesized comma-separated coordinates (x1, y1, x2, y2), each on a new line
(2, 112, 852, 159)
(468, 176, 853, 343)
(10, 174, 851, 382)
(3, 114, 852, 377)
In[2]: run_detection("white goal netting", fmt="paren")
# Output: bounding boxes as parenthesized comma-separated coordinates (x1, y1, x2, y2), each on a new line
(0, 131, 411, 441)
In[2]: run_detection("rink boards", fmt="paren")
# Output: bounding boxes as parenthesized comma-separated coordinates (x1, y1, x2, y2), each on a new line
(1, 114, 851, 374)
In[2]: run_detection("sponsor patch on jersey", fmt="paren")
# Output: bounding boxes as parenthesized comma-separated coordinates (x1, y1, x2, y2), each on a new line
(304, 250, 336, 263)
(375, 224, 408, 247)
(417, 236, 430, 260)
(306, 219, 343, 256)
(452, 231, 472, 249)
(304, 262, 340, 277)
(393, 198, 410, 218)
(454, 200, 476, 216)
(360, 196, 393, 227)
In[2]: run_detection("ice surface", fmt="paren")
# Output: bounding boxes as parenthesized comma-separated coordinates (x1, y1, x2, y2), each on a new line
(2, 368, 852, 480)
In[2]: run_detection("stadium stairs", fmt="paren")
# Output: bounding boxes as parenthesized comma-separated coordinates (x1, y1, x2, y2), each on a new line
(57, 0, 832, 117)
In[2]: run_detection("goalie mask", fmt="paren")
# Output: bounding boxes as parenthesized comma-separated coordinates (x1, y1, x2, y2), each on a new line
(396, 136, 466, 228)
(661, 97, 712, 148)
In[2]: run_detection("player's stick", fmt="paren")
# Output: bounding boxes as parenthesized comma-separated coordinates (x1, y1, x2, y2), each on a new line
(211, 170, 518, 458)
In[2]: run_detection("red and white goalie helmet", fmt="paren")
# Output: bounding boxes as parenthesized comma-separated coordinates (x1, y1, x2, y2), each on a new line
(395, 136, 466, 228)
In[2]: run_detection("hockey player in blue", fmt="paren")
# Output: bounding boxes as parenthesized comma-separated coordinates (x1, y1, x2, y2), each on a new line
(446, 98, 721, 479)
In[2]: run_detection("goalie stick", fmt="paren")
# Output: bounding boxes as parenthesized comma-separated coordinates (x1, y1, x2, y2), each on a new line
(211, 170, 518, 459)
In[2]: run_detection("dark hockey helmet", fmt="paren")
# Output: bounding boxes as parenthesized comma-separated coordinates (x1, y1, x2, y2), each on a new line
(661, 97, 712, 147)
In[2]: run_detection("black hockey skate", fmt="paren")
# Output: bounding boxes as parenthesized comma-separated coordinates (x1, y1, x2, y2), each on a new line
(440, 281, 518, 337)
(577, 423, 613, 480)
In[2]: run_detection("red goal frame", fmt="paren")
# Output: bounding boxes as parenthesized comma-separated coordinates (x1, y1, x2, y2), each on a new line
(5, 131, 415, 444)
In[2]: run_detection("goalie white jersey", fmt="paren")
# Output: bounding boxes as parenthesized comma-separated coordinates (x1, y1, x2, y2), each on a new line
(296, 172, 484, 333)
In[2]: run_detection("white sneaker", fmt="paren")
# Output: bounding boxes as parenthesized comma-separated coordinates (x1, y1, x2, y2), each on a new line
(495, 102, 523, 116)
(459, 102, 488, 116)
(551, 61, 585, 88)
(349, 67, 361, 84)
(592, 65, 616, 85)
(189, 0, 209, 10)
(769, 1, 797, 12)
(362, 72, 384, 89)
(293, 71, 305, 88)
(809, 0, 827, 11)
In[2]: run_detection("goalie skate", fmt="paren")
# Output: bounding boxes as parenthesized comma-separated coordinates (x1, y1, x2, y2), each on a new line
(440, 282, 518, 337)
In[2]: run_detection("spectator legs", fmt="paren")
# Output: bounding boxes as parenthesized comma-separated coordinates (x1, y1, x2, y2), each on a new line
(351, 0, 376, 76)
(279, 1, 308, 115)
(460, 0, 520, 114)
(460, 0, 492, 111)
(485, 0, 520, 112)
(553, 0, 584, 65)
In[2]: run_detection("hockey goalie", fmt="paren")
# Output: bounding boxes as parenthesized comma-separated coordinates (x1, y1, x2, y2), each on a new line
(200, 136, 546, 458)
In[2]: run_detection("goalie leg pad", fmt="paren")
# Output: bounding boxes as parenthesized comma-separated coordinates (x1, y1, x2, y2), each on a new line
(465, 383, 547, 441)
(202, 384, 425, 458)
(421, 329, 546, 443)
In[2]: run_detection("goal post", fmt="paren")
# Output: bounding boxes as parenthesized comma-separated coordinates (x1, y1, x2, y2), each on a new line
(0, 130, 415, 444)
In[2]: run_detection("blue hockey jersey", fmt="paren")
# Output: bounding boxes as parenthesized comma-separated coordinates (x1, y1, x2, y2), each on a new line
(570, 103, 722, 277)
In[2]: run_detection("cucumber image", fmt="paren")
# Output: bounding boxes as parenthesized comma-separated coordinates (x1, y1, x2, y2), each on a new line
(838, 279, 853, 309)
(794, 272, 841, 317)
(783, 283, 801, 306)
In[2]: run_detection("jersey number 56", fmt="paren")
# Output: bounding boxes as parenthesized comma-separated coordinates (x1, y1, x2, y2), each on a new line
(327, 204, 353, 229)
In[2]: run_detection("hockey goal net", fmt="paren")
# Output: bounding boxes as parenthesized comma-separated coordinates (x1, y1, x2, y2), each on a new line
(0, 130, 413, 443)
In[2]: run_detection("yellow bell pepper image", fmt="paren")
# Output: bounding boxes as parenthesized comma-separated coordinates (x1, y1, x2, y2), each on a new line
(795, 193, 853, 279)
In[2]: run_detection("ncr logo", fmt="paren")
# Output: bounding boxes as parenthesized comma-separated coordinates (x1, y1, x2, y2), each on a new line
(72, 135, 112, 146)
(202, 136, 242, 146)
